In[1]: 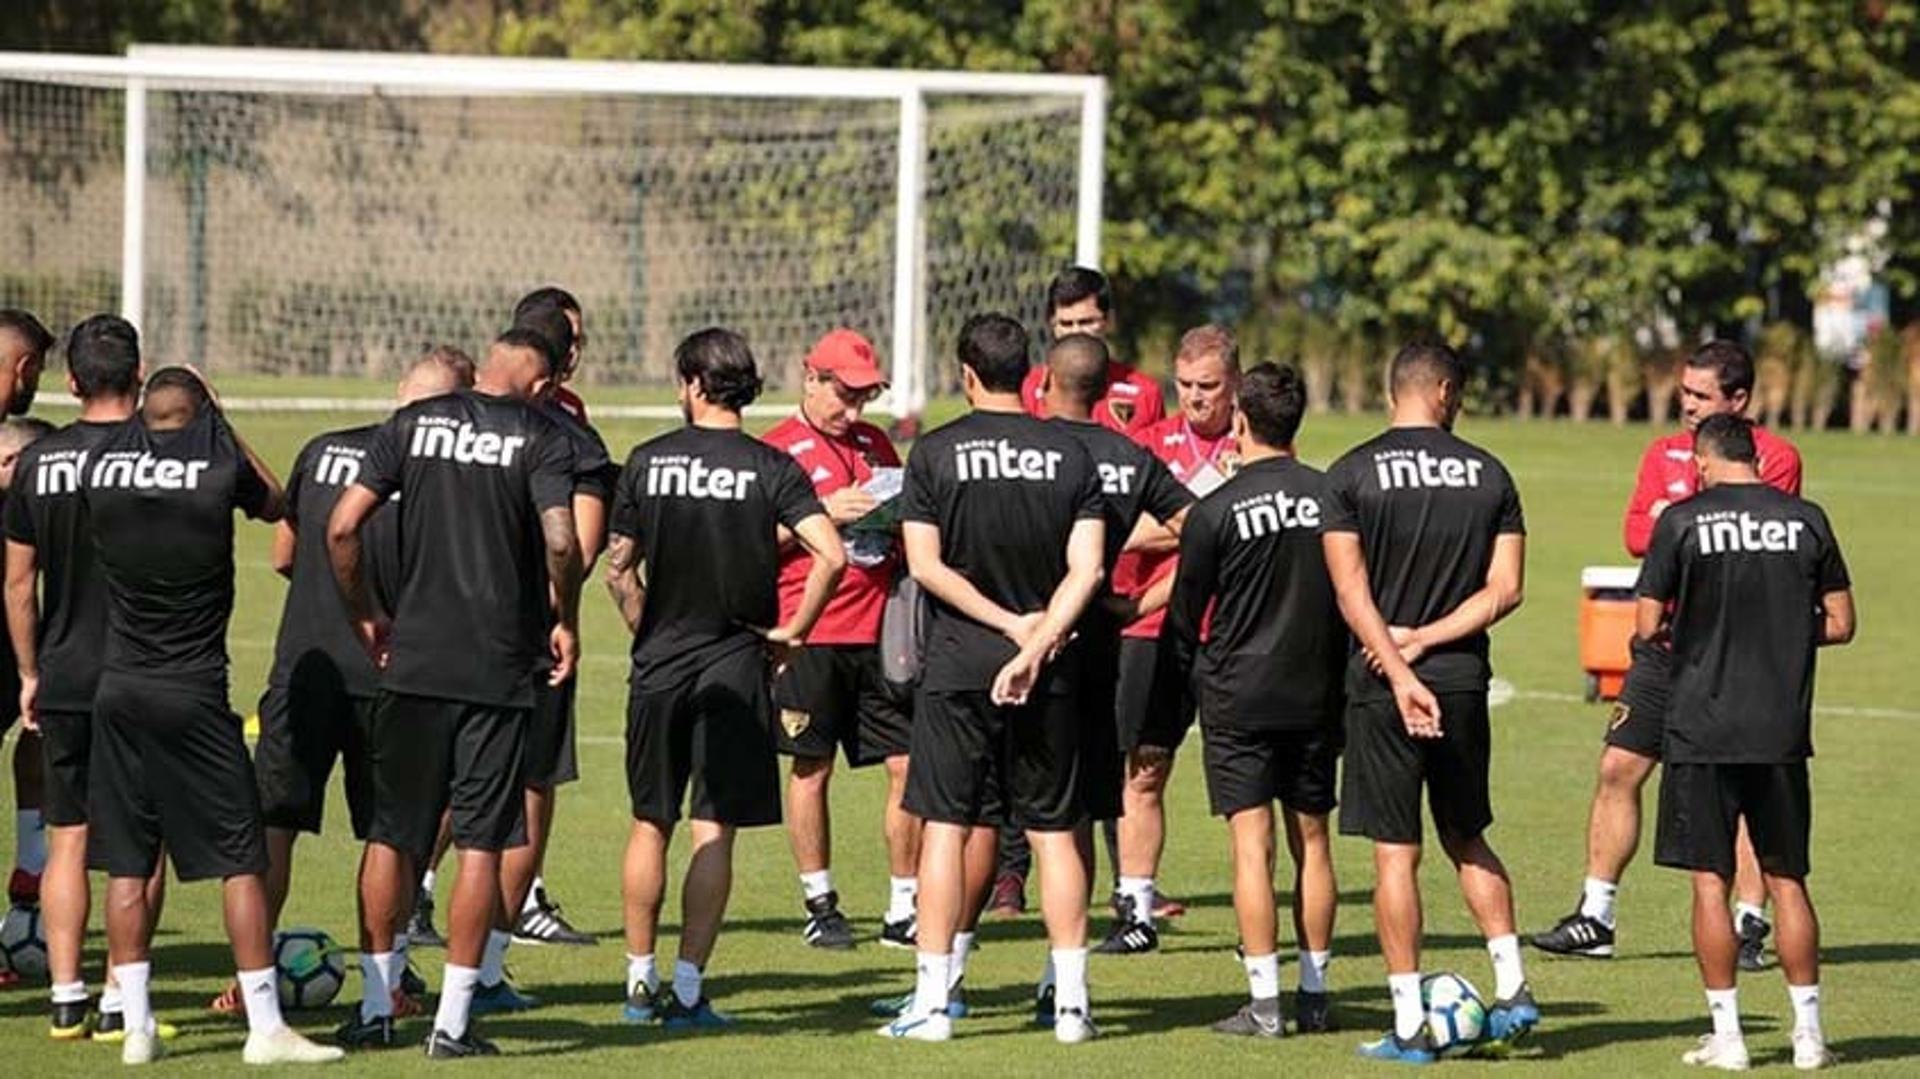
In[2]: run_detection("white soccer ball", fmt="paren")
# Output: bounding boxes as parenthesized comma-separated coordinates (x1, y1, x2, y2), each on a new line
(1422, 971, 1488, 1055)
(0, 902, 47, 979)
(273, 927, 345, 1010)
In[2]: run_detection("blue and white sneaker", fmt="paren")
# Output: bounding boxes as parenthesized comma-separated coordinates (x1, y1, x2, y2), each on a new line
(470, 978, 540, 1016)
(870, 982, 968, 1019)
(876, 1010, 952, 1042)
(1485, 984, 1541, 1045)
(1357, 1030, 1437, 1064)
(621, 983, 657, 1024)
(658, 994, 733, 1031)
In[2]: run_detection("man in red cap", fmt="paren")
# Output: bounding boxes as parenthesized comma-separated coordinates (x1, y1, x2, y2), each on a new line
(760, 330, 920, 951)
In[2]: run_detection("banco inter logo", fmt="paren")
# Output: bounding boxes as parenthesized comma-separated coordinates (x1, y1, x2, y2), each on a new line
(33, 449, 90, 496)
(954, 439, 1063, 483)
(645, 454, 758, 500)
(89, 451, 210, 491)
(314, 444, 365, 487)
(1694, 510, 1806, 556)
(409, 416, 527, 467)
(1231, 489, 1321, 541)
(1097, 461, 1138, 496)
(1373, 448, 1486, 491)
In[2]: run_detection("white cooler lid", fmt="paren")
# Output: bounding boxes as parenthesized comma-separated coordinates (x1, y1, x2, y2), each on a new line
(1581, 565, 1641, 591)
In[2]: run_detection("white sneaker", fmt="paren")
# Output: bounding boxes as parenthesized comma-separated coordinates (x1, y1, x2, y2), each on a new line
(877, 1011, 952, 1042)
(121, 1027, 167, 1065)
(242, 1026, 347, 1065)
(1682, 1032, 1751, 1070)
(1792, 1029, 1836, 1070)
(1054, 1007, 1099, 1045)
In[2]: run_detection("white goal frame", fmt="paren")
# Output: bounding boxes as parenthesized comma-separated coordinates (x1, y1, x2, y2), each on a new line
(0, 45, 1107, 416)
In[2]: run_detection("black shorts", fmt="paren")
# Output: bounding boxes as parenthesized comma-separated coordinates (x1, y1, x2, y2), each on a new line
(1079, 640, 1124, 821)
(88, 675, 267, 883)
(772, 645, 912, 767)
(1203, 724, 1339, 818)
(1116, 637, 1193, 752)
(1339, 690, 1493, 845)
(904, 689, 1082, 832)
(253, 674, 377, 837)
(1604, 637, 1671, 758)
(626, 645, 780, 827)
(38, 710, 93, 828)
(367, 692, 528, 859)
(1655, 762, 1811, 879)
(523, 675, 580, 789)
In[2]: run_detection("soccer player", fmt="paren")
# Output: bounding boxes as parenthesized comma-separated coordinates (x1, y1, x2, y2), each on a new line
(328, 329, 583, 1058)
(1164, 362, 1344, 1039)
(1016, 266, 1166, 433)
(0, 308, 49, 921)
(0, 417, 53, 907)
(1532, 340, 1803, 967)
(605, 328, 845, 1027)
(760, 329, 918, 950)
(879, 313, 1106, 1044)
(1322, 342, 1538, 1063)
(1636, 414, 1851, 1071)
(82, 367, 341, 1065)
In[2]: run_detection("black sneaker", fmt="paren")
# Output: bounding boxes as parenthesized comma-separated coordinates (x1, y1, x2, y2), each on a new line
(1213, 1000, 1285, 1038)
(50, 998, 91, 1041)
(1294, 990, 1333, 1034)
(802, 891, 855, 950)
(1737, 911, 1771, 972)
(1093, 897, 1158, 955)
(513, 887, 596, 946)
(424, 1028, 498, 1059)
(878, 914, 917, 949)
(1528, 908, 1616, 958)
(1032, 983, 1055, 1029)
(335, 1011, 398, 1050)
(407, 893, 447, 949)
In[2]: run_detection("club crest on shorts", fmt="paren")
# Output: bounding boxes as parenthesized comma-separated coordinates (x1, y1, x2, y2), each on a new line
(781, 708, 812, 737)
(1609, 702, 1631, 731)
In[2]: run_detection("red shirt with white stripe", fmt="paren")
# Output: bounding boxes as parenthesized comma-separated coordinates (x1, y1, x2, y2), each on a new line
(761, 415, 903, 645)
(1115, 414, 1237, 639)
(1622, 426, 1802, 556)
(1020, 360, 1166, 435)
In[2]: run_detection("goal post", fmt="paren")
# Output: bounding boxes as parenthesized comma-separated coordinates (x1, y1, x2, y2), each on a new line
(0, 46, 1106, 417)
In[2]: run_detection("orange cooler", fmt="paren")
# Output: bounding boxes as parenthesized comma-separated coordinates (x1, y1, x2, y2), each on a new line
(1578, 566, 1641, 701)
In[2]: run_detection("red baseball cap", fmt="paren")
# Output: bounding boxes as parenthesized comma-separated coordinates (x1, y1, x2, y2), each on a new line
(805, 329, 888, 390)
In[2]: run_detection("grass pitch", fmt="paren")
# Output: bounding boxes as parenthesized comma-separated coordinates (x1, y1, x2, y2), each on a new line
(1, 403, 1916, 1075)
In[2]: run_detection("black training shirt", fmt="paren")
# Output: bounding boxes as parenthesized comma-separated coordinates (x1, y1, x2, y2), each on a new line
(1637, 483, 1850, 764)
(1166, 456, 1345, 730)
(357, 390, 577, 708)
(898, 410, 1106, 695)
(609, 425, 823, 689)
(1322, 425, 1525, 700)
(531, 399, 618, 676)
(1050, 417, 1193, 574)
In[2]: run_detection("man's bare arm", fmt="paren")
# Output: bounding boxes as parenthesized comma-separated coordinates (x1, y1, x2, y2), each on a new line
(1820, 589, 1855, 645)
(541, 504, 584, 630)
(6, 541, 41, 728)
(902, 520, 1029, 641)
(603, 532, 646, 634)
(991, 518, 1106, 704)
(573, 492, 608, 575)
(771, 513, 846, 643)
(1324, 530, 1441, 736)
(1394, 533, 1526, 658)
(1634, 595, 1666, 642)
(325, 485, 383, 632)
(1122, 506, 1187, 554)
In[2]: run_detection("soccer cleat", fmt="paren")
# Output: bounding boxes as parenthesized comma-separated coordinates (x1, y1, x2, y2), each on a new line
(335, 1011, 399, 1050)
(622, 982, 657, 1023)
(878, 914, 917, 949)
(1093, 896, 1159, 955)
(870, 983, 968, 1020)
(658, 993, 734, 1030)
(1736, 912, 1771, 972)
(1356, 1030, 1437, 1064)
(94, 1013, 179, 1043)
(406, 893, 446, 949)
(120, 1026, 166, 1065)
(1486, 983, 1542, 1045)
(876, 1010, 952, 1042)
(801, 891, 856, 950)
(1212, 1000, 1285, 1038)
(988, 871, 1026, 917)
(243, 1026, 347, 1064)
(1682, 1032, 1751, 1070)
(1528, 909, 1616, 958)
(1033, 984, 1055, 1029)
(8, 867, 40, 905)
(424, 1028, 499, 1059)
(512, 887, 595, 946)
(1294, 990, 1333, 1034)
(50, 999, 91, 1040)
(469, 979, 540, 1016)
(1791, 1029, 1835, 1071)
(1054, 1006, 1098, 1044)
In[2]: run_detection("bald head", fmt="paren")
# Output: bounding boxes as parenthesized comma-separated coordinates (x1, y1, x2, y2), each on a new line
(398, 345, 476, 405)
(1046, 334, 1110, 414)
(141, 368, 209, 431)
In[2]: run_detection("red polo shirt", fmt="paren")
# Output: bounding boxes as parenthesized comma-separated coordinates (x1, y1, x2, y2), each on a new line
(1020, 360, 1166, 435)
(761, 414, 903, 645)
(1623, 426, 1802, 556)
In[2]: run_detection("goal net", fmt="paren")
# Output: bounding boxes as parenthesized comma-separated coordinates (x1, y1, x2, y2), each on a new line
(0, 48, 1105, 414)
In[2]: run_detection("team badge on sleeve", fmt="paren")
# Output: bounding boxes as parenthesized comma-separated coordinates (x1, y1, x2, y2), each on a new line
(781, 708, 812, 738)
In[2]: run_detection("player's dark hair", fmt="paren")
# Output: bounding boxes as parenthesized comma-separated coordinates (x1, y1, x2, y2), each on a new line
(957, 313, 1030, 393)
(1694, 412, 1758, 465)
(1239, 362, 1307, 448)
(66, 314, 142, 398)
(0, 308, 54, 359)
(509, 302, 575, 376)
(1177, 323, 1240, 372)
(1687, 339, 1755, 399)
(1389, 340, 1465, 395)
(494, 326, 558, 375)
(675, 327, 764, 412)
(514, 286, 581, 321)
(1046, 266, 1112, 317)
(1047, 333, 1109, 407)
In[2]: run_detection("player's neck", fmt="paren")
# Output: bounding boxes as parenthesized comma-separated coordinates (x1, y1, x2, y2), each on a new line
(1240, 442, 1292, 464)
(688, 403, 742, 430)
(1046, 398, 1096, 424)
(1387, 405, 1445, 430)
(971, 392, 1025, 415)
(77, 395, 137, 423)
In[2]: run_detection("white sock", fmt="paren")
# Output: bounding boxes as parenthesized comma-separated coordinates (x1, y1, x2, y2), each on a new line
(1788, 983, 1822, 1037)
(51, 979, 87, 1005)
(1117, 876, 1155, 927)
(799, 869, 834, 902)
(420, 869, 437, 896)
(1389, 973, 1424, 1040)
(626, 953, 657, 996)
(380, 950, 408, 1000)
(1243, 952, 1280, 1001)
(360, 951, 395, 1021)
(111, 962, 153, 1036)
(100, 984, 124, 1015)
(913, 952, 950, 1017)
(1580, 876, 1619, 928)
(951, 931, 976, 989)
(1299, 949, 1331, 994)
(436, 963, 479, 1039)
(523, 876, 546, 915)
(672, 959, 703, 1007)
(1487, 933, 1525, 1000)
(237, 966, 286, 1036)
(1051, 947, 1089, 1014)
(886, 876, 918, 923)
(14, 810, 46, 874)
(1734, 901, 1767, 929)
(479, 929, 511, 986)
(1707, 987, 1741, 1038)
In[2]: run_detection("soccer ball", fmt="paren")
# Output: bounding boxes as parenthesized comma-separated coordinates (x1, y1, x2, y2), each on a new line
(1422, 971, 1488, 1055)
(0, 903, 47, 979)
(273, 928, 345, 1010)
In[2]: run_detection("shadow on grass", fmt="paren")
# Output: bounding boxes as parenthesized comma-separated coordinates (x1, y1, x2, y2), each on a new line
(1828, 1034, 1920, 1064)
(1533, 1010, 1778, 1060)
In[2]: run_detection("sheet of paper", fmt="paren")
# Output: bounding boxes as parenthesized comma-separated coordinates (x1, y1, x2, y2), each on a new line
(862, 466, 904, 503)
